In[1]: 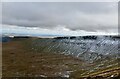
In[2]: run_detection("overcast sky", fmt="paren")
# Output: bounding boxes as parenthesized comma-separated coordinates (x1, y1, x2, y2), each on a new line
(2, 2, 118, 36)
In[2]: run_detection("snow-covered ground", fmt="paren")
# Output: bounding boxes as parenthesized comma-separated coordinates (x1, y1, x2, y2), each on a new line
(33, 36, 119, 62)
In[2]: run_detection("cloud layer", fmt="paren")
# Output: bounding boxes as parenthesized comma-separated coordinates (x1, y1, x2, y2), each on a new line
(2, 2, 118, 35)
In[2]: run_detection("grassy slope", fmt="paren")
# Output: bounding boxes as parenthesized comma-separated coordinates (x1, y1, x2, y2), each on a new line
(2, 38, 86, 77)
(0, 43, 2, 78)
(2, 38, 120, 78)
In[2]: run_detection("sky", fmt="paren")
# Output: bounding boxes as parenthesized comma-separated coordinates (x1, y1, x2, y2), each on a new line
(1, 2, 118, 36)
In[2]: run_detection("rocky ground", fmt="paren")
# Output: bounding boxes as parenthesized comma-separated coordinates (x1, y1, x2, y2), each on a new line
(2, 38, 120, 79)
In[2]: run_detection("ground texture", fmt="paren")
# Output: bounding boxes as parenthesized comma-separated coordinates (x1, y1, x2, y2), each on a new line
(2, 38, 120, 79)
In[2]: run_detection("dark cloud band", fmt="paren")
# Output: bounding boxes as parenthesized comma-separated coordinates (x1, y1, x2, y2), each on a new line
(2, 2, 118, 32)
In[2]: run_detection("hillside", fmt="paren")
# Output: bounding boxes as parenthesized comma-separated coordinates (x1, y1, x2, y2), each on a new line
(2, 36, 120, 79)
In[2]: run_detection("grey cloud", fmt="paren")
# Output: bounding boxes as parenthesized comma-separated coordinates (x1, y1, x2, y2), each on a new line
(2, 2, 118, 32)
